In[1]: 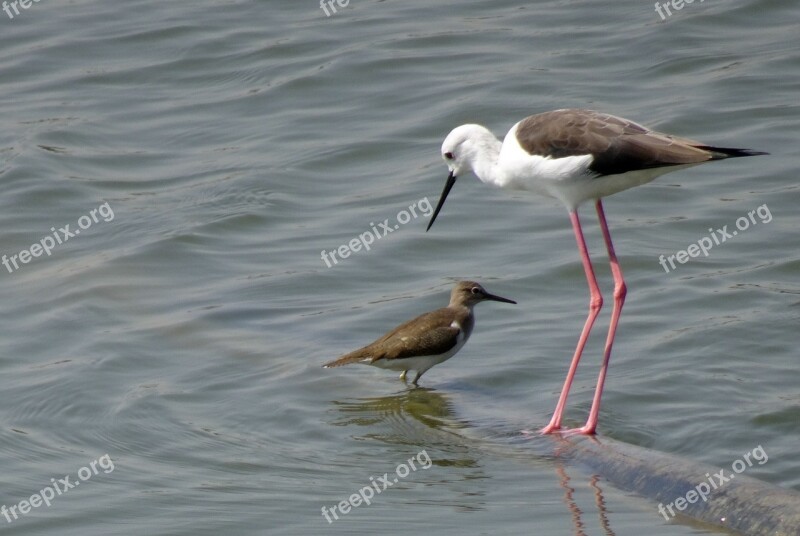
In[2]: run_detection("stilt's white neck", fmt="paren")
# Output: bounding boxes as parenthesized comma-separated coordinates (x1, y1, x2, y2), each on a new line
(462, 129, 503, 187)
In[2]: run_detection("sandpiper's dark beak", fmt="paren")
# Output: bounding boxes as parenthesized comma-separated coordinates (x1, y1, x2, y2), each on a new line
(426, 170, 457, 231)
(482, 291, 516, 305)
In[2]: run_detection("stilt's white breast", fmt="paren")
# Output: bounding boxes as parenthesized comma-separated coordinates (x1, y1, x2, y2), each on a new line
(497, 122, 595, 203)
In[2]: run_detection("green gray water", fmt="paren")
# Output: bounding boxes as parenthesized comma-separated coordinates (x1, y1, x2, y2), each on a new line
(0, 1, 797, 535)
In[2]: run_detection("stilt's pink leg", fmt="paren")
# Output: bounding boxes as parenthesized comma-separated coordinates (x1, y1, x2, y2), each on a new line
(572, 199, 626, 435)
(540, 210, 603, 434)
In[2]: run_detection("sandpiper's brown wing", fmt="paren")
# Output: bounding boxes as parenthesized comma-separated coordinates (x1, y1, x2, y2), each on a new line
(515, 109, 760, 177)
(322, 308, 459, 367)
(373, 308, 461, 361)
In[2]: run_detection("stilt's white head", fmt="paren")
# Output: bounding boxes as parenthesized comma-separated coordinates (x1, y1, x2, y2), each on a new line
(428, 124, 498, 231)
(440, 124, 495, 178)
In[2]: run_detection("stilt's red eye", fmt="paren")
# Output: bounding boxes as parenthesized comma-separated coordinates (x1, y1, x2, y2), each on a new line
(444, 152, 454, 160)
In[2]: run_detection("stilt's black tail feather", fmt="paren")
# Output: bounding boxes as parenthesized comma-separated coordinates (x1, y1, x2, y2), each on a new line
(700, 146, 769, 159)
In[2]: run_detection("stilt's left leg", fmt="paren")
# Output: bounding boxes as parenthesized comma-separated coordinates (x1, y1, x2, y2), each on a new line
(541, 209, 603, 434)
(574, 199, 626, 435)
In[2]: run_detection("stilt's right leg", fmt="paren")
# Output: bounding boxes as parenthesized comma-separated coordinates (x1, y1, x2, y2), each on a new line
(540, 210, 603, 434)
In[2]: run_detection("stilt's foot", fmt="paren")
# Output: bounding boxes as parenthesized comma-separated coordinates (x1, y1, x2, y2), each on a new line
(399, 370, 407, 382)
(560, 425, 596, 436)
(539, 422, 561, 435)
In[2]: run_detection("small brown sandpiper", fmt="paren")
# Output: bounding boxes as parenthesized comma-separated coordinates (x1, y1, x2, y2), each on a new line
(323, 281, 516, 385)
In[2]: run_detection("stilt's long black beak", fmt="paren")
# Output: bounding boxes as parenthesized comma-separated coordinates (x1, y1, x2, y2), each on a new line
(426, 171, 457, 231)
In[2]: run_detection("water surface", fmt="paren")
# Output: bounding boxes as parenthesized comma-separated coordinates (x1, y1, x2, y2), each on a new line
(0, 1, 797, 535)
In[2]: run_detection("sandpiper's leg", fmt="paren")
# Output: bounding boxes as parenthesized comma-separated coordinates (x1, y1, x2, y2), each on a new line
(411, 371, 422, 385)
(540, 209, 603, 434)
(399, 370, 408, 382)
(571, 200, 627, 435)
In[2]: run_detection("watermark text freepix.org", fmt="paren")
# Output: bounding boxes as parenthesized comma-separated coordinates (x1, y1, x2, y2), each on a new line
(654, 0, 704, 21)
(658, 445, 767, 520)
(320, 0, 350, 17)
(2, 201, 114, 275)
(321, 449, 432, 523)
(2, 454, 114, 524)
(658, 203, 771, 273)
(2, 0, 42, 20)
(321, 197, 432, 268)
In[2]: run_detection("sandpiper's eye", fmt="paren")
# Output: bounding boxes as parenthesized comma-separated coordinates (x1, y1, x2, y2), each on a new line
(444, 151, 454, 160)
(470, 287, 481, 295)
